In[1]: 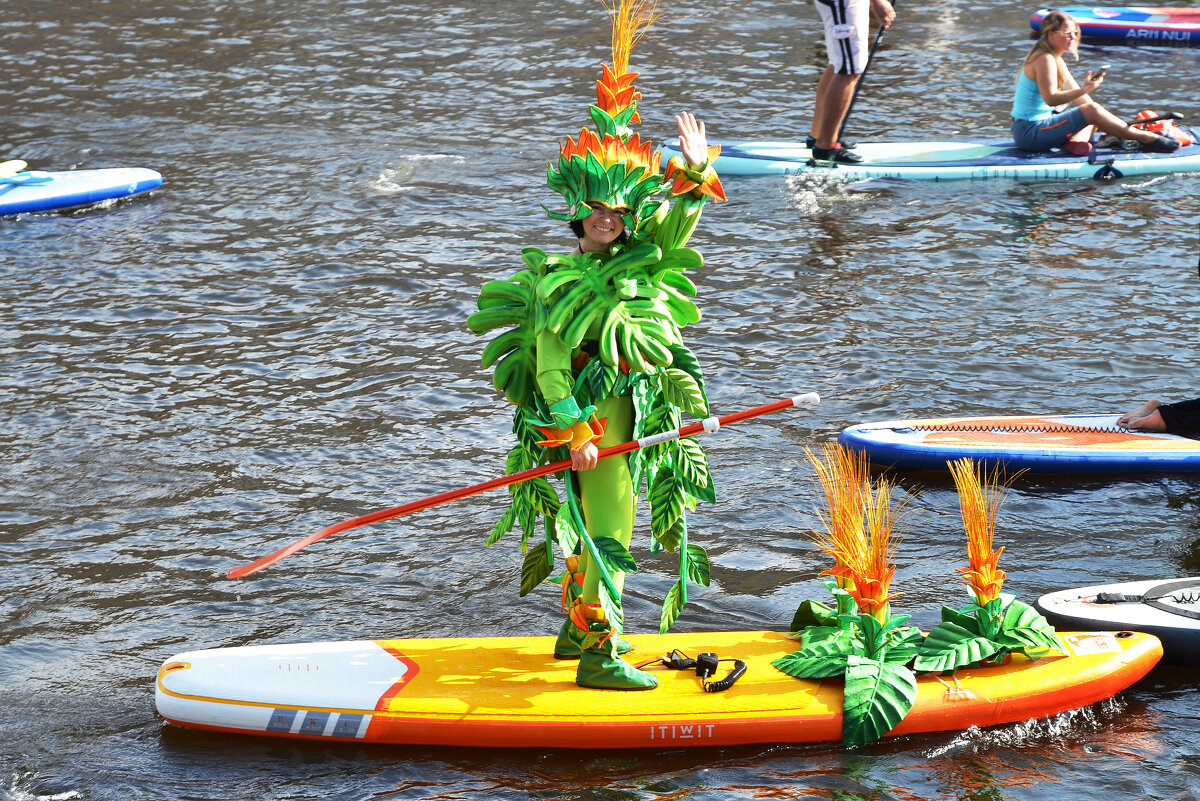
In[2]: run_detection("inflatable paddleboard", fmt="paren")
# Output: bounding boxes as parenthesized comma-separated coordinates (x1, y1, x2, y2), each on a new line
(155, 628, 1160, 748)
(0, 166, 162, 216)
(661, 138, 1200, 180)
(838, 414, 1200, 473)
(1037, 578, 1200, 664)
(1032, 7, 1200, 45)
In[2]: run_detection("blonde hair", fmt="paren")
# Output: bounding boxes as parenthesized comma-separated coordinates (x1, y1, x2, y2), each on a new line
(1025, 10, 1078, 87)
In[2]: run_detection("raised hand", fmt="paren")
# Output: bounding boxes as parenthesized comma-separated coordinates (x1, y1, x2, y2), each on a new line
(676, 111, 710, 168)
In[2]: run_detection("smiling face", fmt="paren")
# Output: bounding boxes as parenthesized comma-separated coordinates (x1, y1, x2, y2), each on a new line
(1042, 12, 1080, 56)
(577, 202, 629, 253)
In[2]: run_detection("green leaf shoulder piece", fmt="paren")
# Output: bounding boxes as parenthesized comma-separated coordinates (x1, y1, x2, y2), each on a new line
(469, 267, 544, 407)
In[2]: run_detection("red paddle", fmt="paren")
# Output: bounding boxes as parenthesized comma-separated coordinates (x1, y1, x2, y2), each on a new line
(227, 392, 820, 579)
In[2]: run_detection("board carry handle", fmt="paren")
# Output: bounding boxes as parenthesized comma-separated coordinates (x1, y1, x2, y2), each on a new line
(227, 392, 821, 579)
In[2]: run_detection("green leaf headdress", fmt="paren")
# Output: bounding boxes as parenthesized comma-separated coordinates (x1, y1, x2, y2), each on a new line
(544, 1, 666, 227)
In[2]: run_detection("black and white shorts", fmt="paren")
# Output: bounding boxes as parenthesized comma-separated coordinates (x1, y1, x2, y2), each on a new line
(815, 0, 870, 75)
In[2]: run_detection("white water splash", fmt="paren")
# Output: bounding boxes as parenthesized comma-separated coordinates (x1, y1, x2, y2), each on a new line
(923, 697, 1126, 758)
(369, 154, 465, 194)
(1122, 173, 1173, 189)
(2, 773, 83, 801)
(784, 170, 874, 215)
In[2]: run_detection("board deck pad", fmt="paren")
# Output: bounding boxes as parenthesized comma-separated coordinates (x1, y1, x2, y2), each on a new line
(661, 138, 1200, 180)
(1037, 577, 1200, 664)
(838, 414, 1200, 473)
(0, 167, 162, 215)
(156, 628, 1161, 748)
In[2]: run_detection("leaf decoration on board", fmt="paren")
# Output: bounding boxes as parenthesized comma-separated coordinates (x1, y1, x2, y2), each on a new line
(773, 445, 920, 746)
(916, 460, 1065, 673)
(842, 656, 919, 748)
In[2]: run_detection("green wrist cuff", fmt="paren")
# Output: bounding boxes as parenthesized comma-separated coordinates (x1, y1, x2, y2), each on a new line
(548, 397, 597, 427)
(681, 158, 714, 183)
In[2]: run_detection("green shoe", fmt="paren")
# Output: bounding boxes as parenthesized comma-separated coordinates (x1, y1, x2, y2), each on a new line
(553, 619, 633, 660)
(576, 642, 658, 690)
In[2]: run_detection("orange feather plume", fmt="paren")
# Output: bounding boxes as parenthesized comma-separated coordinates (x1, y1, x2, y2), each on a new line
(805, 444, 907, 621)
(603, 0, 659, 77)
(948, 458, 1009, 605)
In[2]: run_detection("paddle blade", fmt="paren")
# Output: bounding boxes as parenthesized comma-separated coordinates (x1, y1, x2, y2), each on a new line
(226, 522, 348, 579)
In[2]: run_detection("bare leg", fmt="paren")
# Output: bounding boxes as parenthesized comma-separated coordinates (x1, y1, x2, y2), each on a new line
(1078, 100, 1161, 145)
(1118, 399, 1165, 430)
(1067, 124, 1094, 144)
(812, 66, 861, 149)
(809, 65, 836, 141)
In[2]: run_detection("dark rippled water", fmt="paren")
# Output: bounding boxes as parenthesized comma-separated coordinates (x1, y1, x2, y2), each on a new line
(3, 1, 1199, 799)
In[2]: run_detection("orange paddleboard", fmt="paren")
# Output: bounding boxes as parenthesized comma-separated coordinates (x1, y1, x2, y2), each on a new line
(156, 628, 1161, 748)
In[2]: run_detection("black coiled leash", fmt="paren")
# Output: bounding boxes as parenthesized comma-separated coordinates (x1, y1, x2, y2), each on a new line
(659, 649, 747, 693)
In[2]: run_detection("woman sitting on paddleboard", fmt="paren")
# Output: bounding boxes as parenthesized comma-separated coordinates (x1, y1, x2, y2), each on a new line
(1011, 10, 1179, 155)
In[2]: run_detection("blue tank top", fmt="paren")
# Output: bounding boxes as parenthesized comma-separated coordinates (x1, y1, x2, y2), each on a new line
(1011, 71, 1053, 122)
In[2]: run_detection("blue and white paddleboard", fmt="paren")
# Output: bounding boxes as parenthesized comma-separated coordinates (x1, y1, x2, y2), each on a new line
(662, 138, 1200, 181)
(838, 414, 1200, 474)
(1031, 7, 1200, 46)
(0, 163, 163, 216)
(1036, 577, 1200, 664)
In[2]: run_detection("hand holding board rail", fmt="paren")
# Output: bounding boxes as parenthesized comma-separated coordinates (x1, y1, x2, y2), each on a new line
(227, 393, 820, 579)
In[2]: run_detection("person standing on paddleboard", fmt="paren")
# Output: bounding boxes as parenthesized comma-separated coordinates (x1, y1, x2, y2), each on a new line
(468, 0, 726, 691)
(807, 0, 896, 164)
(1011, 10, 1180, 155)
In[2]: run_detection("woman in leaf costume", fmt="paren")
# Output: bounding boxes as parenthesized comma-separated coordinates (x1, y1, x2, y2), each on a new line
(468, 0, 725, 690)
